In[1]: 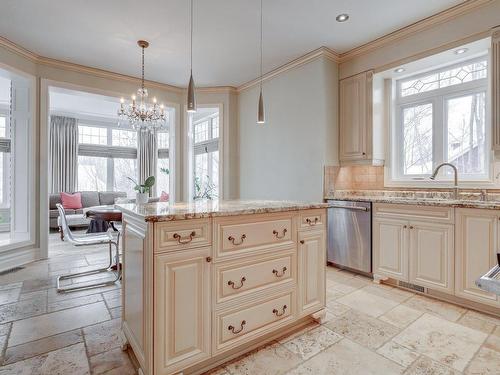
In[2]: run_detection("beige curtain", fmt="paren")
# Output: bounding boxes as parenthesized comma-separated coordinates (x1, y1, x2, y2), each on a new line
(49, 115, 78, 193)
(137, 131, 158, 196)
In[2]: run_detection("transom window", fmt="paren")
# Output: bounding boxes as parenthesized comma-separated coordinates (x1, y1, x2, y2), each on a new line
(393, 56, 489, 181)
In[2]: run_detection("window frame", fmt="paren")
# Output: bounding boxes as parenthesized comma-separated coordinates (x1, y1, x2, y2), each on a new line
(0, 108, 11, 209)
(193, 113, 219, 199)
(390, 55, 491, 185)
(156, 130, 170, 197)
(77, 120, 138, 195)
(184, 104, 224, 201)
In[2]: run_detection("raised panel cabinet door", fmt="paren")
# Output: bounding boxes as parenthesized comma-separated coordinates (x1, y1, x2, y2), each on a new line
(154, 247, 211, 374)
(298, 230, 326, 316)
(339, 71, 371, 161)
(409, 221, 454, 293)
(455, 209, 499, 306)
(373, 217, 409, 282)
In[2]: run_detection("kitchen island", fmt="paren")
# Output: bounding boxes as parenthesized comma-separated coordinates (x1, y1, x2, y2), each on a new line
(116, 200, 328, 375)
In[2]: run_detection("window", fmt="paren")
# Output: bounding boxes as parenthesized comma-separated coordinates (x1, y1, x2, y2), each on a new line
(113, 158, 137, 193)
(0, 114, 10, 209)
(77, 155, 107, 191)
(111, 129, 137, 147)
(393, 57, 489, 181)
(190, 108, 220, 200)
(77, 123, 138, 196)
(78, 125, 107, 145)
(157, 132, 170, 196)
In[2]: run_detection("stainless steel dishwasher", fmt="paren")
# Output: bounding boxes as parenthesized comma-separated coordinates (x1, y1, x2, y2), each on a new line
(327, 200, 372, 275)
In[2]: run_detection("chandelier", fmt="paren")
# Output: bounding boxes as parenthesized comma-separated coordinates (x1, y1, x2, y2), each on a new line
(118, 40, 167, 132)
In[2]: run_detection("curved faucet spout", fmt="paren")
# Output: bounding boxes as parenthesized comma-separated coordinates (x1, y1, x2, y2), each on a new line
(429, 163, 459, 199)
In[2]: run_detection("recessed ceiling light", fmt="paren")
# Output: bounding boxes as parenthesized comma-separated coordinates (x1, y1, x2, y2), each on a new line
(454, 48, 468, 55)
(394, 67, 405, 73)
(336, 13, 349, 22)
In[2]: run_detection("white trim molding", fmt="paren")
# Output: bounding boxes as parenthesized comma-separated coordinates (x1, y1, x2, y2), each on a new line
(0, 247, 39, 273)
(237, 47, 339, 92)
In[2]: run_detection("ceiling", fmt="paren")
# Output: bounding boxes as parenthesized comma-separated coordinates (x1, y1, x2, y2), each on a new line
(1, 0, 465, 87)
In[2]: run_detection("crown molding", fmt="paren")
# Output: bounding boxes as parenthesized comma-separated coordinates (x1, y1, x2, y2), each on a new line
(237, 46, 340, 92)
(338, 0, 493, 63)
(196, 86, 238, 94)
(0, 35, 185, 93)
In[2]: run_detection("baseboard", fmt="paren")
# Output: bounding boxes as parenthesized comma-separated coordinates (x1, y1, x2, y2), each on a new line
(0, 247, 40, 272)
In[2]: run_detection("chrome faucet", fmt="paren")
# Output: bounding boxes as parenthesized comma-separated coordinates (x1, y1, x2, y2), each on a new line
(430, 163, 459, 199)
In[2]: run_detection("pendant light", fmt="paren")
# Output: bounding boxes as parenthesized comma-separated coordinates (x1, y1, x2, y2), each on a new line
(257, 0, 265, 124)
(187, 0, 196, 113)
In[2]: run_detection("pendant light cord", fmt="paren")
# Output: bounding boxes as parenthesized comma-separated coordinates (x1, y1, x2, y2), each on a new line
(191, 0, 193, 75)
(141, 45, 145, 92)
(260, 0, 263, 91)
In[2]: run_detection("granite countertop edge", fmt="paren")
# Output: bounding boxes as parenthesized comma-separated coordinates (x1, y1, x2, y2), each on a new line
(116, 200, 329, 222)
(324, 194, 500, 210)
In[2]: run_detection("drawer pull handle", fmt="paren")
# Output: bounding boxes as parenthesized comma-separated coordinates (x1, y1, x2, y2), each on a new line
(173, 231, 196, 244)
(300, 240, 305, 244)
(228, 320, 246, 334)
(272, 267, 287, 277)
(273, 229, 287, 239)
(228, 277, 246, 290)
(273, 305, 287, 317)
(306, 218, 319, 226)
(228, 234, 246, 245)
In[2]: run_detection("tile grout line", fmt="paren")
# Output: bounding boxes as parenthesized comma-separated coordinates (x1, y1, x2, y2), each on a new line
(81, 328, 93, 374)
(0, 322, 13, 366)
(461, 329, 491, 374)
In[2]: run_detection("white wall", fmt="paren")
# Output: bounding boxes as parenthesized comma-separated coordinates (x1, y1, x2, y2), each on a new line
(238, 56, 338, 202)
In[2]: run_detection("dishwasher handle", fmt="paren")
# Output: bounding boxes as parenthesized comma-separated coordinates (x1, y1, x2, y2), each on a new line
(330, 205, 369, 212)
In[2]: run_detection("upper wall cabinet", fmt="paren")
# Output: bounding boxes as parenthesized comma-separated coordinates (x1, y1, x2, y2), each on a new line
(492, 27, 500, 152)
(339, 70, 382, 165)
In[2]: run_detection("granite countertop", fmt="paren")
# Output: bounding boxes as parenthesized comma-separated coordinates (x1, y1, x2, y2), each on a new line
(325, 190, 500, 210)
(116, 199, 329, 222)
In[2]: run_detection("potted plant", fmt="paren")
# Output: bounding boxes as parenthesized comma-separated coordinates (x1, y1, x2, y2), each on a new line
(127, 176, 155, 204)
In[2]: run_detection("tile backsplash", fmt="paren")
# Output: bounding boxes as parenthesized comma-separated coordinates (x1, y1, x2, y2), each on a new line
(324, 165, 384, 195)
(323, 165, 500, 197)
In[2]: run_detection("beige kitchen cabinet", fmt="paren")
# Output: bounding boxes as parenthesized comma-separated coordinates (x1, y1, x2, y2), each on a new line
(455, 208, 500, 307)
(409, 221, 454, 293)
(298, 230, 326, 316)
(119, 202, 327, 375)
(339, 70, 382, 165)
(373, 217, 408, 282)
(153, 247, 212, 375)
(373, 204, 454, 294)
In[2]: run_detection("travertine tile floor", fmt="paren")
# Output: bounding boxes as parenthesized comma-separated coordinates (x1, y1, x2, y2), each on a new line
(0, 231, 498, 374)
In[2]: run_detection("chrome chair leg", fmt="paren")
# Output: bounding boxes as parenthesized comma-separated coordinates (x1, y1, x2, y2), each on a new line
(57, 237, 121, 293)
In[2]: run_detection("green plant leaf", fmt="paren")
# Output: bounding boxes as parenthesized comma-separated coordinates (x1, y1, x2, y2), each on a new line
(144, 176, 156, 188)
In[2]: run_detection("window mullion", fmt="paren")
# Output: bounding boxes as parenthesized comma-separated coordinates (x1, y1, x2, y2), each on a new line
(107, 158, 114, 192)
(433, 97, 445, 172)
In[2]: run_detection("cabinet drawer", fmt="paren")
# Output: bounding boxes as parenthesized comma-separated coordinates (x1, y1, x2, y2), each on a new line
(215, 250, 295, 304)
(214, 214, 295, 260)
(214, 291, 294, 353)
(373, 203, 454, 224)
(299, 209, 326, 229)
(154, 219, 211, 253)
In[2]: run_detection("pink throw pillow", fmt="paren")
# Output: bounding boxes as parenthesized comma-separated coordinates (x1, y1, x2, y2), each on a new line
(60, 192, 83, 209)
(160, 191, 169, 202)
